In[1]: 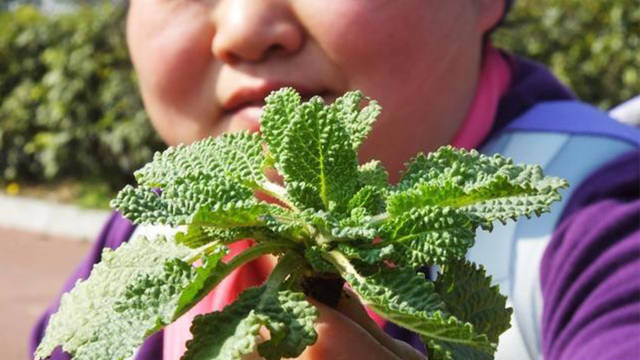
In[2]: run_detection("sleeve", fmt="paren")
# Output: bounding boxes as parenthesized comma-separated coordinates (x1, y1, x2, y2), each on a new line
(28, 212, 137, 360)
(539, 150, 640, 360)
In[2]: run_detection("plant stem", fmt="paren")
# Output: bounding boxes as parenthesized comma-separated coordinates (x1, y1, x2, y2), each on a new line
(263, 252, 305, 292)
(225, 240, 299, 273)
(259, 180, 301, 212)
(367, 212, 389, 225)
(174, 240, 300, 319)
(323, 250, 356, 278)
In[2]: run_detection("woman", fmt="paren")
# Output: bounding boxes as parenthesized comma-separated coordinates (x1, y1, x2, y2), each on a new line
(32, 1, 639, 359)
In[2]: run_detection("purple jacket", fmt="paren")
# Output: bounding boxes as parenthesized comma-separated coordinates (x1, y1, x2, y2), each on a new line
(31, 56, 640, 359)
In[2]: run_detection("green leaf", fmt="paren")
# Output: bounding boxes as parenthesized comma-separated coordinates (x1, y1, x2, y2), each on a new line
(337, 243, 396, 265)
(347, 185, 387, 215)
(461, 192, 565, 228)
(135, 132, 265, 188)
(175, 224, 271, 248)
(380, 206, 477, 266)
(286, 181, 326, 211)
(329, 90, 381, 150)
(279, 96, 359, 211)
(331, 207, 378, 240)
(392, 146, 567, 226)
(358, 160, 389, 189)
(327, 252, 494, 358)
(110, 185, 176, 225)
(175, 201, 309, 248)
(304, 246, 337, 273)
(261, 88, 301, 164)
(111, 177, 254, 226)
(35, 236, 225, 360)
(190, 200, 282, 229)
(434, 260, 512, 343)
(111, 133, 264, 226)
(426, 261, 512, 360)
(182, 288, 317, 360)
(424, 331, 493, 360)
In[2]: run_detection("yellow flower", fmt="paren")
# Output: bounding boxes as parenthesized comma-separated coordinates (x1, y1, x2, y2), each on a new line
(6, 182, 20, 196)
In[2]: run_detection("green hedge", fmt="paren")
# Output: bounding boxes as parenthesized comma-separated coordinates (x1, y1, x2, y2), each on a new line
(0, 4, 163, 189)
(495, 0, 639, 109)
(0, 1, 636, 190)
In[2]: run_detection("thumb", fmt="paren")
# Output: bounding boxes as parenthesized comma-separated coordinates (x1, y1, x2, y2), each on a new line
(335, 289, 427, 360)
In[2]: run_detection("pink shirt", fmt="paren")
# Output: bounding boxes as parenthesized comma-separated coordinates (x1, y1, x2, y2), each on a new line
(162, 44, 512, 360)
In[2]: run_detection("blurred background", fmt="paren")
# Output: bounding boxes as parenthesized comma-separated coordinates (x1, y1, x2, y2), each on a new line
(0, 0, 638, 358)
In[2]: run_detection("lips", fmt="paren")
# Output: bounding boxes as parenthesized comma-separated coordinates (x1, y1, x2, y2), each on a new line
(220, 83, 331, 133)
(223, 83, 329, 115)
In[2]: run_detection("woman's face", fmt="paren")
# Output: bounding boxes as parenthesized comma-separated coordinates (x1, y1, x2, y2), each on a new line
(127, 0, 503, 177)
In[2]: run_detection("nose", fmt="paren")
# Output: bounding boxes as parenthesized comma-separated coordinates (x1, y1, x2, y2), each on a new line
(211, 0, 304, 64)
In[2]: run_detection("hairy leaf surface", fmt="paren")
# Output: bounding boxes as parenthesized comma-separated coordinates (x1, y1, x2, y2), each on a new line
(135, 132, 265, 187)
(337, 243, 396, 264)
(380, 206, 477, 266)
(280, 96, 359, 211)
(392, 146, 568, 226)
(182, 286, 317, 360)
(111, 132, 265, 226)
(261, 88, 301, 165)
(328, 253, 494, 358)
(329, 90, 381, 149)
(347, 185, 387, 215)
(35, 236, 225, 360)
(189, 200, 282, 229)
(426, 260, 512, 360)
(331, 207, 379, 240)
(435, 260, 511, 342)
(357, 160, 389, 189)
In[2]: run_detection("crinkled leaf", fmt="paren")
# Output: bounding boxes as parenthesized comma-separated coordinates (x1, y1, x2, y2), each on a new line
(280, 96, 359, 211)
(111, 178, 254, 226)
(358, 160, 389, 189)
(176, 199, 308, 247)
(110, 185, 175, 225)
(286, 181, 325, 211)
(135, 132, 265, 188)
(111, 133, 264, 226)
(329, 90, 381, 150)
(393, 146, 567, 226)
(337, 243, 396, 264)
(331, 207, 378, 240)
(261, 207, 310, 241)
(434, 260, 512, 343)
(329, 254, 493, 358)
(261, 88, 301, 165)
(424, 260, 512, 360)
(182, 286, 317, 360)
(380, 206, 476, 266)
(35, 236, 225, 360)
(175, 225, 271, 248)
(304, 246, 337, 273)
(190, 200, 282, 229)
(347, 185, 387, 215)
(461, 192, 564, 229)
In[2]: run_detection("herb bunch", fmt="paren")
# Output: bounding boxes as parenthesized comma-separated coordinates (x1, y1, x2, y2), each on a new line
(36, 89, 567, 360)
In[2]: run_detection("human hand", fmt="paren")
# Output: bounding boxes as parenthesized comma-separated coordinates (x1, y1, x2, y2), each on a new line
(244, 289, 427, 360)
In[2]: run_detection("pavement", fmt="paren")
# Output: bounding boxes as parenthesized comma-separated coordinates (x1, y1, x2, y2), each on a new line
(0, 194, 110, 241)
(0, 195, 106, 359)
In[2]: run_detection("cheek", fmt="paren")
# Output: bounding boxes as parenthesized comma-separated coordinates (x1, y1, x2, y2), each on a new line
(131, 14, 214, 107)
(300, 1, 471, 102)
(127, 2, 220, 145)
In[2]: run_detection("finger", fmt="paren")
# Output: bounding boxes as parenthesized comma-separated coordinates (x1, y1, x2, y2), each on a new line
(335, 289, 427, 360)
(299, 298, 402, 360)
